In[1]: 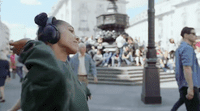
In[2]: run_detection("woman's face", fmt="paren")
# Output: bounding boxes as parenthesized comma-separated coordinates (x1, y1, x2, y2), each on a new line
(57, 22, 79, 54)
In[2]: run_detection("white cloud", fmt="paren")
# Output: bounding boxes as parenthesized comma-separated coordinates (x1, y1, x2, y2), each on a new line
(2, 21, 37, 41)
(126, 0, 148, 9)
(20, 0, 41, 5)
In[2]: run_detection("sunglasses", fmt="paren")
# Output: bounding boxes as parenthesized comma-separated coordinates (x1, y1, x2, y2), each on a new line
(190, 33, 196, 36)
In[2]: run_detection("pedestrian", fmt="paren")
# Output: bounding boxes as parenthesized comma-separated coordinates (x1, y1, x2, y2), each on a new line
(9, 12, 90, 111)
(15, 55, 24, 82)
(171, 27, 199, 111)
(70, 43, 98, 85)
(0, 50, 11, 103)
(10, 52, 16, 79)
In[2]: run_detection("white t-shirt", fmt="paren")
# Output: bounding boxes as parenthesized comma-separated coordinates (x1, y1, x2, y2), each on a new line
(78, 53, 87, 75)
(167, 43, 177, 58)
(168, 43, 177, 52)
(87, 38, 96, 45)
(115, 36, 126, 48)
(135, 49, 140, 57)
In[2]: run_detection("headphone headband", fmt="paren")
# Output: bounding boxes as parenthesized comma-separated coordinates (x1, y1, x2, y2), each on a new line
(39, 16, 60, 44)
(46, 16, 55, 25)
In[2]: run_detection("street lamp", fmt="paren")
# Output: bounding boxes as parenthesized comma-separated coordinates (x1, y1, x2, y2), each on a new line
(141, 0, 162, 104)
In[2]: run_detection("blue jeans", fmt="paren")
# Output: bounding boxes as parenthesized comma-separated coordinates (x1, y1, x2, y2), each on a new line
(162, 62, 173, 72)
(122, 55, 134, 65)
(102, 56, 112, 65)
(119, 47, 123, 58)
(16, 66, 23, 79)
(112, 57, 121, 67)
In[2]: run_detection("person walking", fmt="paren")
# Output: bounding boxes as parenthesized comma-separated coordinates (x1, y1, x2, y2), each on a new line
(70, 43, 98, 85)
(8, 12, 90, 111)
(0, 50, 11, 103)
(10, 52, 16, 79)
(171, 27, 199, 111)
(15, 55, 24, 82)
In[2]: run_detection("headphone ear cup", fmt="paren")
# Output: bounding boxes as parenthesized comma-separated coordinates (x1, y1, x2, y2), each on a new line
(43, 25, 60, 44)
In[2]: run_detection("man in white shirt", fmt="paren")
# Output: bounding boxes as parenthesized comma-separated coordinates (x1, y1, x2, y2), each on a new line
(70, 43, 98, 85)
(115, 33, 127, 59)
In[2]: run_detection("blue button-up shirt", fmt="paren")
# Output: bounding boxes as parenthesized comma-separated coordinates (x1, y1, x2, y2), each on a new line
(175, 41, 199, 89)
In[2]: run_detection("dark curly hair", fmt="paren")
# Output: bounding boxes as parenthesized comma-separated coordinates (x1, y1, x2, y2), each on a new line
(180, 27, 194, 38)
(34, 12, 65, 41)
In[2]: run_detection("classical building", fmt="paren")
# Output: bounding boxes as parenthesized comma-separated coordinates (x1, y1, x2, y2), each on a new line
(49, 0, 127, 38)
(0, 22, 10, 54)
(126, 0, 200, 48)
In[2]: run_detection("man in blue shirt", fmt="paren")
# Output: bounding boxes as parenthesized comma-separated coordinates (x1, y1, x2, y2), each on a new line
(171, 27, 199, 111)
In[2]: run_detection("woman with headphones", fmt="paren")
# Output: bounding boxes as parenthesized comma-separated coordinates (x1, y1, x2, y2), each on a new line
(9, 12, 90, 111)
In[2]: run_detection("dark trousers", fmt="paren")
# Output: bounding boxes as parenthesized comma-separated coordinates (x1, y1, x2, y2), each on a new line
(171, 87, 199, 111)
(16, 66, 23, 79)
(171, 97, 184, 111)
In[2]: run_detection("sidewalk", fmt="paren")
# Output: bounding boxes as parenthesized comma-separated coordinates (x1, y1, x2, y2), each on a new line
(0, 76, 186, 111)
(88, 82, 186, 111)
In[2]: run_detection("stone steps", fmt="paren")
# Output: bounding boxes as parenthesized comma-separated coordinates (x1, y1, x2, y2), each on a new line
(89, 72, 174, 78)
(88, 74, 174, 82)
(96, 69, 166, 75)
(88, 66, 176, 86)
(89, 78, 175, 86)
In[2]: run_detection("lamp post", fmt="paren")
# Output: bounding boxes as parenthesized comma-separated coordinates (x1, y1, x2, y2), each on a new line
(141, 0, 162, 104)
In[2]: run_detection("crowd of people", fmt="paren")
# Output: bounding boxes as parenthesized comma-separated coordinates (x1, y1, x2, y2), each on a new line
(76, 32, 147, 67)
(77, 31, 180, 74)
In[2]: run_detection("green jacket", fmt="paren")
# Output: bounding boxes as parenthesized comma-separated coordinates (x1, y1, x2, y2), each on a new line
(20, 40, 89, 111)
(81, 82, 91, 101)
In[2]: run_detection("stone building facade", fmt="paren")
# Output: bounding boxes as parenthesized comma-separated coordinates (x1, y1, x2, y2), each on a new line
(49, 0, 127, 38)
(126, 0, 200, 48)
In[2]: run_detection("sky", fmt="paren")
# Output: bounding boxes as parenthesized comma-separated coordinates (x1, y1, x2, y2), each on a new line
(1, 0, 160, 41)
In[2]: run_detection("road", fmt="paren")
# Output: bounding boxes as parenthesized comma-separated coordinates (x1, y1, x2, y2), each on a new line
(0, 76, 186, 111)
